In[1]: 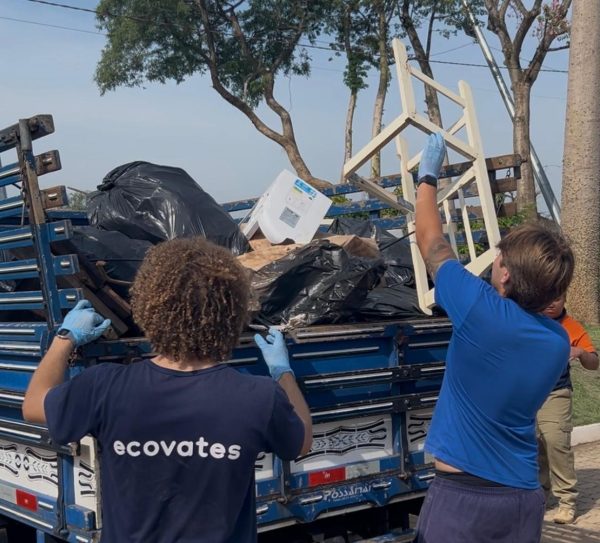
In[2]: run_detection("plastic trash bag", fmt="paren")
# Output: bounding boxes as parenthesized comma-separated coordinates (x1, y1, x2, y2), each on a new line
(359, 270, 423, 319)
(71, 226, 152, 298)
(87, 161, 249, 255)
(328, 217, 396, 244)
(329, 217, 415, 287)
(252, 240, 385, 327)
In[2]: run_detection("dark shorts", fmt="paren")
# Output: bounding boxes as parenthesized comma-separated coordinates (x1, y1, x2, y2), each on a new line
(414, 475, 546, 543)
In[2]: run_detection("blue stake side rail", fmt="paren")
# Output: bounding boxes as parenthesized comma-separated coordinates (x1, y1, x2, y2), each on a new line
(222, 154, 522, 233)
(0, 114, 505, 542)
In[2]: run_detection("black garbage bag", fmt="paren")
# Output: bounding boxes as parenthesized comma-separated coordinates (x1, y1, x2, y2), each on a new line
(71, 227, 152, 298)
(359, 269, 423, 319)
(252, 240, 385, 327)
(328, 217, 396, 244)
(329, 217, 415, 287)
(87, 161, 249, 255)
(377, 236, 415, 288)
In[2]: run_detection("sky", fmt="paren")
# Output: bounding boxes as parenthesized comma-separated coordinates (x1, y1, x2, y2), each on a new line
(0, 0, 570, 211)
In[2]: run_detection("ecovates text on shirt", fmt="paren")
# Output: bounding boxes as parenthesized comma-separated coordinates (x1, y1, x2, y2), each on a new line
(113, 437, 241, 459)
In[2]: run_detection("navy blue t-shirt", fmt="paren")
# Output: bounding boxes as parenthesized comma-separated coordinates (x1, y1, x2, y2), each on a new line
(44, 361, 305, 543)
(426, 260, 569, 489)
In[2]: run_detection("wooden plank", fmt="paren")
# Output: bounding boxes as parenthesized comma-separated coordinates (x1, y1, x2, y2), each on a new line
(41, 186, 68, 209)
(410, 67, 466, 107)
(35, 150, 61, 176)
(449, 177, 518, 199)
(343, 113, 410, 176)
(0, 115, 55, 154)
(449, 202, 518, 220)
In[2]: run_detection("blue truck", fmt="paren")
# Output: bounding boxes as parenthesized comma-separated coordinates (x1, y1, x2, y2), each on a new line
(0, 115, 517, 542)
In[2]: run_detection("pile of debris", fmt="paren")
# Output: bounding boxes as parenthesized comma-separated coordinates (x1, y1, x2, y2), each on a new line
(8, 163, 427, 334)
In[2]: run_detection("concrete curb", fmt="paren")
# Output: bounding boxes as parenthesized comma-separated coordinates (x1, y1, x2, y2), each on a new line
(572, 423, 600, 446)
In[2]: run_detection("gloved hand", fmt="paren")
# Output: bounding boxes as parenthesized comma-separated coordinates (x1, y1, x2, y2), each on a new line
(254, 327, 294, 381)
(58, 299, 111, 347)
(418, 132, 447, 184)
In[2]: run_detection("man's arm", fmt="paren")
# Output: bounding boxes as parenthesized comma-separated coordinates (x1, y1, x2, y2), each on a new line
(416, 183, 457, 280)
(570, 347, 599, 370)
(277, 373, 313, 455)
(22, 300, 110, 424)
(414, 133, 457, 280)
(255, 328, 313, 456)
(23, 338, 73, 423)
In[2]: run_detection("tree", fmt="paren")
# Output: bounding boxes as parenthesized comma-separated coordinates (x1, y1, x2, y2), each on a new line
(66, 190, 89, 211)
(561, 0, 600, 324)
(397, 0, 484, 127)
(95, 0, 333, 189)
(483, 0, 571, 217)
(326, 0, 372, 175)
(369, 0, 397, 178)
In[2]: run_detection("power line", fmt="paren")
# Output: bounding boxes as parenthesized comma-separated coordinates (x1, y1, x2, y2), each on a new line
(424, 57, 567, 73)
(16, 0, 569, 74)
(0, 14, 103, 35)
(25, 0, 96, 15)
(430, 42, 475, 57)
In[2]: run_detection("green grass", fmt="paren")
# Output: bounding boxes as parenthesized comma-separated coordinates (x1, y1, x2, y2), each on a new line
(572, 325, 600, 426)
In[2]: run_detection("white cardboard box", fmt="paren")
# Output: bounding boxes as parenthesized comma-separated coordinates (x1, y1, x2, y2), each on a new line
(241, 170, 332, 244)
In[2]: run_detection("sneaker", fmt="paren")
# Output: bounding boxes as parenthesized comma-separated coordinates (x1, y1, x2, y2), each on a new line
(554, 508, 576, 524)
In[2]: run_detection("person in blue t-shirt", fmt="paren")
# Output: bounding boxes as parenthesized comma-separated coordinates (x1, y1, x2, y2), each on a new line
(22, 237, 312, 543)
(413, 134, 575, 543)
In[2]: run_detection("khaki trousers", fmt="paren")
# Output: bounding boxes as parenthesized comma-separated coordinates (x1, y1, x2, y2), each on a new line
(536, 387, 577, 511)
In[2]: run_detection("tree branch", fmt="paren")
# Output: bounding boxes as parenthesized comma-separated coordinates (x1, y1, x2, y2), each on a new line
(425, 1, 437, 59)
(485, 0, 519, 72)
(513, 0, 542, 60)
(548, 44, 570, 52)
(193, 0, 285, 145)
(525, 0, 572, 83)
(499, 0, 511, 20)
(271, 15, 307, 73)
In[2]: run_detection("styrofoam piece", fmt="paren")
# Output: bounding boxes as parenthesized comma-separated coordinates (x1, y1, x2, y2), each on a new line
(241, 170, 331, 244)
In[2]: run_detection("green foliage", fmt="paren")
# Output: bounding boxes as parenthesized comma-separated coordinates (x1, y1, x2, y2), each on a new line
(330, 194, 369, 219)
(497, 211, 527, 229)
(398, 0, 486, 50)
(66, 191, 89, 211)
(95, 0, 333, 107)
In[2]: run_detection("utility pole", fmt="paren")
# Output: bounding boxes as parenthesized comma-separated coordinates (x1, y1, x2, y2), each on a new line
(561, 0, 600, 324)
(462, 0, 561, 223)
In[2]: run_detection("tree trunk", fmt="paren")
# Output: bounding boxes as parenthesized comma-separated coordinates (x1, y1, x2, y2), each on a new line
(370, 4, 389, 179)
(341, 89, 358, 182)
(512, 79, 537, 217)
(561, 0, 600, 324)
(280, 136, 331, 190)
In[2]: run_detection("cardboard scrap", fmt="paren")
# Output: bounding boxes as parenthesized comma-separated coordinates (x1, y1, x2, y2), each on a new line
(239, 234, 380, 272)
(237, 244, 301, 271)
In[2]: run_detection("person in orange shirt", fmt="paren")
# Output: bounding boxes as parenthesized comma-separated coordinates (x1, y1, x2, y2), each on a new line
(538, 295, 599, 524)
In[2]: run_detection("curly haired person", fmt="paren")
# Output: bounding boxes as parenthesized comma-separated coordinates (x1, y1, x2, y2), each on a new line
(413, 133, 575, 543)
(22, 237, 312, 543)
(537, 295, 599, 524)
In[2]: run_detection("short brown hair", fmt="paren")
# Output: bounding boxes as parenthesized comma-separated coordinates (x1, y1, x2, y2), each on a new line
(497, 223, 574, 313)
(131, 237, 250, 362)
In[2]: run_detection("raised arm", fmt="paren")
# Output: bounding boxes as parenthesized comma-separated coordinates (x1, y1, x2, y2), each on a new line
(415, 133, 457, 280)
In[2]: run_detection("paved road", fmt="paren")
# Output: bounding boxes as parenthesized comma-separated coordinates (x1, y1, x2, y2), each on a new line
(542, 441, 600, 542)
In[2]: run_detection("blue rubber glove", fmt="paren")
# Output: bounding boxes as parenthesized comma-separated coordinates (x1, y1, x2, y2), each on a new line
(59, 299, 111, 346)
(254, 327, 294, 381)
(418, 132, 447, 184)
